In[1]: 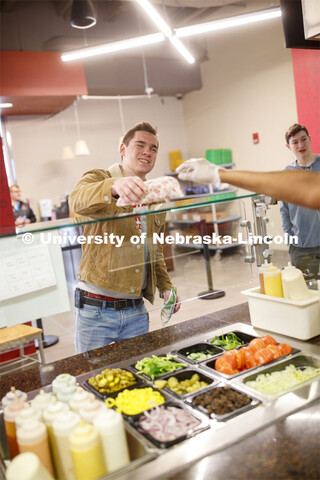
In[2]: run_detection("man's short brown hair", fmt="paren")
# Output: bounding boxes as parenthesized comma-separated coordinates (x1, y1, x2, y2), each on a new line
(122, 122, 159, 147)
(9, 184, 20, 191)
(285, 123, 309, 144)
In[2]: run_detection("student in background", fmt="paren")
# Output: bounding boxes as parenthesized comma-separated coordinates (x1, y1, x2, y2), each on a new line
(10, 185, 36, 227)
(279, 124, 320, 276)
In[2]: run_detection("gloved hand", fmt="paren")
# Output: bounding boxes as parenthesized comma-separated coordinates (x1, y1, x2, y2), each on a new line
(176, 158, 228, 189)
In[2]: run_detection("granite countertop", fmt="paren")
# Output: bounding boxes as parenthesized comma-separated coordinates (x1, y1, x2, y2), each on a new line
(1, 302, 319, 480)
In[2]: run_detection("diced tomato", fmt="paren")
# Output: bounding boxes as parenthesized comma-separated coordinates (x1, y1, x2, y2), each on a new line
(260, 335, 277, 346)
(277, 344, 293, 356)
(215, 356, 237, 375)
(248, 338, 266, 353)
(241, 346, 257, 369)
(254, 347, 275, 366)
(266, 345, 282, 359)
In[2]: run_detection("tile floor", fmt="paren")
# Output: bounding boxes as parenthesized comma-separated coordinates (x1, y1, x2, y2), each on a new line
(41, 247, 290, 364)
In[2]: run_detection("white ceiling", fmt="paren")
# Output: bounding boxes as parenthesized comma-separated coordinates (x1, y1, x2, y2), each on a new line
(1, 0, 280, 96)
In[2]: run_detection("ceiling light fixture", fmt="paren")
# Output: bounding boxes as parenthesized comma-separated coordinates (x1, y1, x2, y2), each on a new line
(136, 0, 172, 38)
(71, 0, 96, 30)
(0, 103, 13, 108)
(135, 0, 195, 64)
(169, 36, 195, 64)
(62, 33, 165, 62)
(175, 7, 281, 38)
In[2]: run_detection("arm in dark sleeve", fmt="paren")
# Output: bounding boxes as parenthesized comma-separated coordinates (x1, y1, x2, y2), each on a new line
(279, 201, 293, 236)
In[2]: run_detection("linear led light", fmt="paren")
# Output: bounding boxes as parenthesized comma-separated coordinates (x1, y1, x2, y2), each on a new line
(136, 0, 173, 38)
(175, 7, 281, 38)
(135, 0, 194, 64)
(0, 103, 13, 108)
(81, 95, 158, 100)
(62, 32, 165, 62)
(169, 36, 195, 64)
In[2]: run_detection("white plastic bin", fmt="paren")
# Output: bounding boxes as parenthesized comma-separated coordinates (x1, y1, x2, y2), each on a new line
(241, 287, 320, 340)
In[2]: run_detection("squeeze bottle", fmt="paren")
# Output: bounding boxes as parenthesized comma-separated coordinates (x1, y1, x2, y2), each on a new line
(15, 404, 42, 430)
(69, 388, 92, 413)
(52, 410, 80, 480)
(31, 390, 55, 418)
(1, 389, 27, 408)
(6, 452, 55, 480)
(16, 419, 54, 477)
(43, 399, 69, 479)
(69, 420, 106, 480)
(93, 410, 130, 473)
(264, 267, 284, 298)
(57, 383, 78, 404)
(52, 373, 76, 395)
(281, 265, 310, 300)
(4, 388, 27, 459)
(258, 261, 276, 294)
(79, 396, 107, 423)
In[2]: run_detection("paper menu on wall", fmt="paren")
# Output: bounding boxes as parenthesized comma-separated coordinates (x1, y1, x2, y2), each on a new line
(0, 245, 56, 301)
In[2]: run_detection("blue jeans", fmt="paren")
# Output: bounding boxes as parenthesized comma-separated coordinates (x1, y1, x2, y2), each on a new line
(75, 301, 149, 354)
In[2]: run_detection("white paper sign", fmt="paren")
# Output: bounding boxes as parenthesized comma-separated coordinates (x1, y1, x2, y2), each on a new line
(0, 245, 56, 301)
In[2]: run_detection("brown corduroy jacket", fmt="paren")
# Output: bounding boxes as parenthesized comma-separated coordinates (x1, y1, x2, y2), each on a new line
(69, 164, 173, 304)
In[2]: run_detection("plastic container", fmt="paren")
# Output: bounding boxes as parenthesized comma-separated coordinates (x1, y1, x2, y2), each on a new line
(241, 287, 320, 340)
(205, 149, 232, 165)
(83, 370, 141, 401)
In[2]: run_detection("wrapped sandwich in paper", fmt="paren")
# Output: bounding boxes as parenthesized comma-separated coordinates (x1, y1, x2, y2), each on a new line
(116, 176, 183, 207)
(161, 286, 177, 326)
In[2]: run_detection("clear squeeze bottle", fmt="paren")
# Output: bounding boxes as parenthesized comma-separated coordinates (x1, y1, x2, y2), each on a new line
(69, 420, 106, 480)
(4, 388, 27, 459)
(258, 261, 276, 294)
(281, 264, 310, 300)
(78, 396, 107, 424)
(52, 373, 76, 395)
(31, 390, 55, 418)
(43, 399, 69, 479)
(1, 388, 27, 408)
(6, 452, 55, 480)
(264, 266, 284, 298)
(52, 410, 80, 480)
(93, 410, 130, 473)
(69, 388, 91, 414)
(16, 419, 55, 477)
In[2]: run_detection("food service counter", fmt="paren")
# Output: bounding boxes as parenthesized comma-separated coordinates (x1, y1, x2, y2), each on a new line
(1, 303, 319, 480)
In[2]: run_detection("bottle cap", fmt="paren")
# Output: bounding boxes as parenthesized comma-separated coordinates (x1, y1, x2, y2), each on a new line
(52, 410, 80, 435)
(79, 397, 107, 423)
(31, 390, 54, 412)
(43, 400, 69, 425)
(69, 388, 91, 412)
(16, 420, 47, 445)
(69, 420, 99, 450)
(15, 404, 42, 429)
(1, 389, 27, 408)
(4, 388, 27, 422)
(56, 384, 77, 403)
(52, 374, 76, 393)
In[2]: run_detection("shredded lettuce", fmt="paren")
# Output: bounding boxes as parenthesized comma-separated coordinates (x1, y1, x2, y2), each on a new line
(245, 364, 320, 394)
(135, 355, 187, 379)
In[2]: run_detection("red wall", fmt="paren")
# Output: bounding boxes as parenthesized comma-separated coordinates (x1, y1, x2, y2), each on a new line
(291, 49, 320, 153)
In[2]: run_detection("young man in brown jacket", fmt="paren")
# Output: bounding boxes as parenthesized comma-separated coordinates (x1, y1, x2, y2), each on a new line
(69, 121, 180, 353)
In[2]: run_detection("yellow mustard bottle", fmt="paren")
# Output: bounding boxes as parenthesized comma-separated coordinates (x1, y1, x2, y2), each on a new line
(69, 420, 106, 480)
(258, 261, 276, 294)
(264, 267, 284, 298)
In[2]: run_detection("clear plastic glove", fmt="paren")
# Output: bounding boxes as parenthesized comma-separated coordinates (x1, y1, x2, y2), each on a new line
(176, 158, 228, 189)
